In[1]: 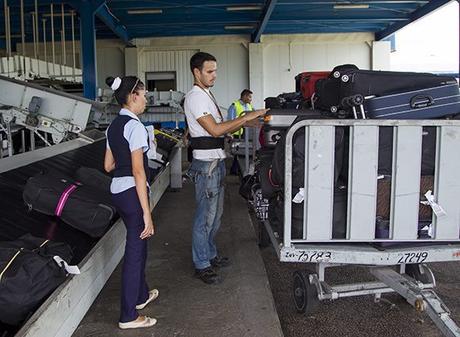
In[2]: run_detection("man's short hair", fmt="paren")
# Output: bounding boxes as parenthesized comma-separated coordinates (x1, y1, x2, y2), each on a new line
(190, 52, 217, 73)
(240, 89, 253, 98)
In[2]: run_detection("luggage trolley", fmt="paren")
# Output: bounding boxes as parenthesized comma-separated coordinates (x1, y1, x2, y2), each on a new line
(262, 118, 460, 337)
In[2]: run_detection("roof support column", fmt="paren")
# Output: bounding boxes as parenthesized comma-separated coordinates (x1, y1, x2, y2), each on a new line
(124, 46, 139, 77)
(249, 43, 264, 109)
(77, 0, 104, 100)
(371, 40, 391, 71)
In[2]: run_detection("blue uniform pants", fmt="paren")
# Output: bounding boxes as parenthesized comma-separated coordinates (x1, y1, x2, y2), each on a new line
(112, 187, 150, 323)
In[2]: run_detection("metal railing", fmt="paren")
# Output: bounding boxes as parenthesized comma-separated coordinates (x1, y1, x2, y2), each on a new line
(283, 119, 460, 247)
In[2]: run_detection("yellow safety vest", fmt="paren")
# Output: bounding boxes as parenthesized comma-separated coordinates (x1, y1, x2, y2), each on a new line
(232, 100, 253, 137)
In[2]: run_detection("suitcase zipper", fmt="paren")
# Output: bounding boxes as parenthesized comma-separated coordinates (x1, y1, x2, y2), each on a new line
(0, 249, 22, 282)
(0, 240, 49, 282)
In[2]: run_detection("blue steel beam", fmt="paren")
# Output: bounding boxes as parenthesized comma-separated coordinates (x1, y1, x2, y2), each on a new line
(77, 0, 105, 100)
(95, 4, 131, 45)
(252, 0, 277, 43)
(375, 0, 452, 40)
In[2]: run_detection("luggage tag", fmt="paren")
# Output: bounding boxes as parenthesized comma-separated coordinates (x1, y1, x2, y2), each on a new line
(292, 188, 305, 203)
(53, 256, 80, 275)
(421, 190, 447, 218)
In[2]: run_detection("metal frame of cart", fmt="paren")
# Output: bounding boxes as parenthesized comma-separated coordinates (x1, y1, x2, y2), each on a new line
(262, 118, 460, 337)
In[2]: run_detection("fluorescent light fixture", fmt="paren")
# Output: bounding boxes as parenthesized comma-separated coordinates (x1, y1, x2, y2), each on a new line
(226, 5, 262, 11)
(333, 3, 369, 9)
(224, 25, 255, 30)
(127, 9, 163, 14)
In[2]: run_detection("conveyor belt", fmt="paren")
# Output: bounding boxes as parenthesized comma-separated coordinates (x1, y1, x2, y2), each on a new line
(0, 140, 108, 265)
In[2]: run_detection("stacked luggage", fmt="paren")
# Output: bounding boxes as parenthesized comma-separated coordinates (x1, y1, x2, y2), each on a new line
(256, 64, 460, 240)
(314, 65, 459, 119)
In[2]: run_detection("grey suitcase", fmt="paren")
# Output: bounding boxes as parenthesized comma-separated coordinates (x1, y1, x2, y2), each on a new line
(364, 83, 460, 119)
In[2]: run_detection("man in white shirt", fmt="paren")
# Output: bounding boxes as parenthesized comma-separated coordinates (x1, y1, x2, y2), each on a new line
(184, 52, 268, 284)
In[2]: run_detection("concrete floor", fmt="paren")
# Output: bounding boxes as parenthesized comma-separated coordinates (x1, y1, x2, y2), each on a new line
(255, 211, 460, 337)
(72, 176, 284, 337)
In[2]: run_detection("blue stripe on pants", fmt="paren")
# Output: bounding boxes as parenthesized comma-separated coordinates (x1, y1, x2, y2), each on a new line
(111, 187, 149, 323)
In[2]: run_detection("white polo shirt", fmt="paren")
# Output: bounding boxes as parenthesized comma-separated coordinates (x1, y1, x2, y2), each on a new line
(184, 85, 226, 161)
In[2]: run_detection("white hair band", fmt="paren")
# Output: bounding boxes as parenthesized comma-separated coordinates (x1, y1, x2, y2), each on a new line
(111, 77, 122, 91)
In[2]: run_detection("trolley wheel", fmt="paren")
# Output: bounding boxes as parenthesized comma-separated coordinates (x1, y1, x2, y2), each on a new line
(258, 221, 270, 248)
(405, 264, 431, 284)
(341, 74, 350, 82)
(293, 271, 319, 314)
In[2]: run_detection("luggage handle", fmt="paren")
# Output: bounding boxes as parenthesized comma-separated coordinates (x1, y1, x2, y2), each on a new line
(410, 95, 434, 109)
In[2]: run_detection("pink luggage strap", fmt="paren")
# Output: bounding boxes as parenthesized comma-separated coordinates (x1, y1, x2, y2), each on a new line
(55, 184, 78, 217)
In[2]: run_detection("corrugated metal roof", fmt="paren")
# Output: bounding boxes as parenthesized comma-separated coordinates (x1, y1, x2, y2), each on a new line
(0, 1, 453, 46)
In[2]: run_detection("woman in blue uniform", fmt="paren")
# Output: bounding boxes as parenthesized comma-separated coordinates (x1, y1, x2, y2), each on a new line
(104, 76, 158, 329)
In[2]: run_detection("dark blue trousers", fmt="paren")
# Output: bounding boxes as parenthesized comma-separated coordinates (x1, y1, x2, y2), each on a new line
(112, 187, 149, 323)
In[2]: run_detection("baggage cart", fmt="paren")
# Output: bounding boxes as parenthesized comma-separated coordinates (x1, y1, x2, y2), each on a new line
(260, 118, 460, 337)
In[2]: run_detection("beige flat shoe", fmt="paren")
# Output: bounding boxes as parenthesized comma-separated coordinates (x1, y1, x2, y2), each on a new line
(136, 289, 159, 310)
(118, 316, 157, 329)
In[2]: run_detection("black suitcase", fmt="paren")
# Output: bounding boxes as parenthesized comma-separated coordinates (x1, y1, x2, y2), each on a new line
(255, 148, 278, 199)
(315, 67, 456, 115)
(271, 113, 346, 188)
(340, 70, 456, 99)
(314, 64, 360, 114)
(272, 187, 347, 239)
(0, 234, 73, 325)
(364, 84, 460, 119)
(264, 97, 282, 109)
(378, 126, 436, 176)
(23, 171, 116, 238)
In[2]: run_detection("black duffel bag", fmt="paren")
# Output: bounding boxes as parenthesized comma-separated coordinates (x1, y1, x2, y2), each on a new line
(23, 171, 116, 238)
(75, 166, 112, 192)
(0, 234, 73, 325)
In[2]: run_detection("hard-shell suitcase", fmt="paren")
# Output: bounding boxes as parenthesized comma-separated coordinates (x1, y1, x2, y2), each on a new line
(295, 71, 330, 100)
(364, 84, 460, 119)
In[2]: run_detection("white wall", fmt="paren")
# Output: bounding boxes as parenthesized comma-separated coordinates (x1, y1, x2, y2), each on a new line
(17, 33, 389, 110)
(97, 46, 125, 87)
(134, 35, 249, 111)
(259, 33, 374, 100)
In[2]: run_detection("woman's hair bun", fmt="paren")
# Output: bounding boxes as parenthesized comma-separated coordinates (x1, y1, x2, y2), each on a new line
(105, 76, 115, 87)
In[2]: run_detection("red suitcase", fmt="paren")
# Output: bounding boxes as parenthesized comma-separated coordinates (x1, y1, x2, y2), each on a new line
(295, 71, 330, 99)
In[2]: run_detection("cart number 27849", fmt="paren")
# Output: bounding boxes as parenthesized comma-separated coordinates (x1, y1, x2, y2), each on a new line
(397, 251, 428, 264)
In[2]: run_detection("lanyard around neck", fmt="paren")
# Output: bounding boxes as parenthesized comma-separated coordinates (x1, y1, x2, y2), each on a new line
(194, 83, 223, 119)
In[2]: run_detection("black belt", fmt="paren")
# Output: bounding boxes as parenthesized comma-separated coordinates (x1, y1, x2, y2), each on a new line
(190, 137, 225, 150)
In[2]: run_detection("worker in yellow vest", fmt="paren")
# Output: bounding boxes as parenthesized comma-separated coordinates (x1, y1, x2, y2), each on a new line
(227, 89, 254, 139)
